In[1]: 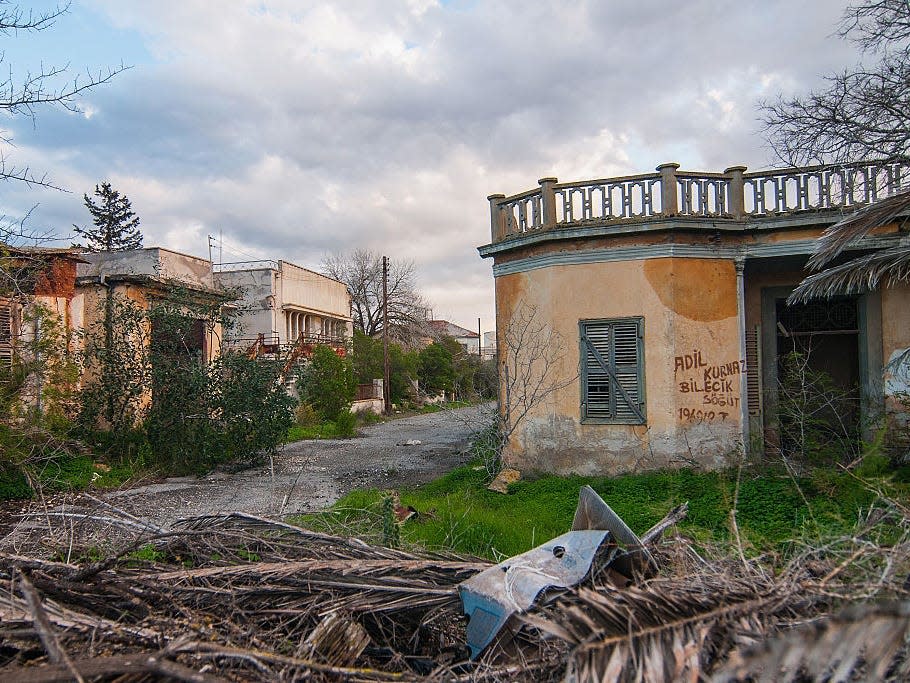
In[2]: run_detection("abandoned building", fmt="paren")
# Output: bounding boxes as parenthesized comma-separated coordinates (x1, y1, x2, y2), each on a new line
(213, 260, 352, 356)
(479, 161, 910, 474)
(426, 319, 481, 354)
(76, 247, 226, 363)
(0, 246, 86, 410)
(1, 246, 359, 417)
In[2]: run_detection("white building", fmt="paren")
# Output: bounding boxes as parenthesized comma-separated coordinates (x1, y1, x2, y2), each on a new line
(427, 319, 481, 355)
(214, 260, 352, 348)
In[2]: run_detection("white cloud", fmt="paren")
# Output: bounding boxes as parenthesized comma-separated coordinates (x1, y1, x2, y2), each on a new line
(1, 0, 866, 328)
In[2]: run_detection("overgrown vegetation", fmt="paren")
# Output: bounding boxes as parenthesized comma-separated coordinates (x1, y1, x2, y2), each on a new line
(286, 409, 360, 441)
(295, 344, 356, 421)
(0, 301, 108, 500)
(352, 328, 496, 406)
(76, 291, 295, 475)
(292, 455, 909, 561)
(777, 349, 865, 469)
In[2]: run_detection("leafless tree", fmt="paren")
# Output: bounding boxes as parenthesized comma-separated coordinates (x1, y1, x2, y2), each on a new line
(321, 249, 431, 345)
(759, 1, 910, 303)
(499, 302, 574, 441)
(762, 0, 910, 166)
(1, 2, 127, 192)
(466, 301, 578, 474)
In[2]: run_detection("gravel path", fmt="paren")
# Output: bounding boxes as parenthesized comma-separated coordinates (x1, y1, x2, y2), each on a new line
(99, 403, 493, 527)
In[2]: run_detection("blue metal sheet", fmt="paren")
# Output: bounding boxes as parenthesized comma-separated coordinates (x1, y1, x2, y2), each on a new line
(459, 529, 612, 658)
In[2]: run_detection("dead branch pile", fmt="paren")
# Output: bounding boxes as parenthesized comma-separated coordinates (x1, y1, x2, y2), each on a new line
(2, 504, 909, 681)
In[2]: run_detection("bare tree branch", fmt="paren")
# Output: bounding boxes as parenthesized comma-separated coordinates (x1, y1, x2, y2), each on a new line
(500, 301, 577, 441)
(321, 249, 431, 345)
(0, 1, 69, 34)
(763, 0, 910, 304)
(0, 1, 129, 188)
(762, 1, 910, 166)
(838, 0, 910, 52)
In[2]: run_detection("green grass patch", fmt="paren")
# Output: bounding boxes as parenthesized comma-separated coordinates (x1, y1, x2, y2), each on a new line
(1, 420, 141, 500)
(126, 543, 166, 563)
(286, 409, 390, 442)
(290, 464, 903, 561)
(286, 421, 349, 441)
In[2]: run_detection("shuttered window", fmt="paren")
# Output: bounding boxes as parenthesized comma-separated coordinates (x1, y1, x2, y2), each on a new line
(0, 299, 16, 377)
(580, 318, 645, 424)
(745, 325, 762, 419)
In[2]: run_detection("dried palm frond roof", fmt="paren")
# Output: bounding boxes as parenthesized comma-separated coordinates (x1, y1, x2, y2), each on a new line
(790, 187, 910, 303)
(789, 242, 910, 303)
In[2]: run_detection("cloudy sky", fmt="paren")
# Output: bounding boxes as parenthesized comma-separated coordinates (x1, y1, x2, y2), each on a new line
(2, 0, 863, 333)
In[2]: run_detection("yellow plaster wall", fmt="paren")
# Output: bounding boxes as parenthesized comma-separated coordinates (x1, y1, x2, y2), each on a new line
(495, 257, 743, 475)
(881, 283, 910, 358)
(882, 283, 910, 434)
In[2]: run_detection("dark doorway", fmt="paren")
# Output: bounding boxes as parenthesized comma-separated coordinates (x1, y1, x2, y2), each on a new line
(774, 295, 861, 459)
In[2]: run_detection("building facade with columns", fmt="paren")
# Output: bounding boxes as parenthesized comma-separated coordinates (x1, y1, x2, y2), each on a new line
(214, 260, 352, 352)
(479, 161, 910, 475)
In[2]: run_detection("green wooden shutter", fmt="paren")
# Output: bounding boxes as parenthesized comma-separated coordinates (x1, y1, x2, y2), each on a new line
(0, 300, 14, 377)
(581, 318, 644, 423)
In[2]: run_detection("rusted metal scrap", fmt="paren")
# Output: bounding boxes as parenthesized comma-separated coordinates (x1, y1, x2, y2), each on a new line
(458, 485, 658, 658)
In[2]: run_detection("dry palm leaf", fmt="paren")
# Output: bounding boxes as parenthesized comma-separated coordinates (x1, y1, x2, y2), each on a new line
(715, 600, 910, 683)
(807, 187, 910, 270)
(789, 242, 910, 302)
(518, 571, 806, 683)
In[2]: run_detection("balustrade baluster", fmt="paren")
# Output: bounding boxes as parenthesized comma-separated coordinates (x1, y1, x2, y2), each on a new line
(539, 178, 558, 229)
(657, 162, 679, 216)
(488, 160, 909, 242)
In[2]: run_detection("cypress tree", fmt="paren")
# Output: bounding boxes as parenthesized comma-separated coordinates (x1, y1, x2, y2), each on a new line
(73, 182, 143, 252)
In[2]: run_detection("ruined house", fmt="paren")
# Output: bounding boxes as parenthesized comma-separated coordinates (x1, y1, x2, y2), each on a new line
(213, 260, 352, 355)
(0, 246, 86, 410)
(426, 320, 481, 354)
(479, 161, 910, 474)
(76, 247, 226, 363)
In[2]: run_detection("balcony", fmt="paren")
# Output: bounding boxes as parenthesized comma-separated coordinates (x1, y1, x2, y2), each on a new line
(486, 160, 910, 244)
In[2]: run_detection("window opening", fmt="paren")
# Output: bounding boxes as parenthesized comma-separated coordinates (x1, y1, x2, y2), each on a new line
(580, 317, 645, 423)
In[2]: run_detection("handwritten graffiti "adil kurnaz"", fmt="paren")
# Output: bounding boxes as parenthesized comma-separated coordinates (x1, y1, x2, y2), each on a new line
(674, 350, 745, 421)
(677, 361, 745, 394)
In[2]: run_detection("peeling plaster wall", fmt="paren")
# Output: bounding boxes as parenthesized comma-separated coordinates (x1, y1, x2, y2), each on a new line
(214, 268, 277, 339)
(496, 257, 742, 475)
(882, 283, 910, 439)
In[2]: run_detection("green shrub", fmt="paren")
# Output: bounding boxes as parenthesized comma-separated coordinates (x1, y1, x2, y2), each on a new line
(78, 293, 294, 475)
(295, 402, 321, 427)
(0, 463, 31, 501)
(418, 342, 455, 394)
(334, 409, 357, 437)
(296, 345, 357, 421)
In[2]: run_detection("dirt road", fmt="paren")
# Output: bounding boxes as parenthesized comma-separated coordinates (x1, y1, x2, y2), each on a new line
(100, 403, 492, 527)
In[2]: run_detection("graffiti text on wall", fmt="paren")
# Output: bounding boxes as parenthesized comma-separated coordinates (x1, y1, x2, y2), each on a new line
(674, 350, 744, 421)
(885, 348, 910, 397)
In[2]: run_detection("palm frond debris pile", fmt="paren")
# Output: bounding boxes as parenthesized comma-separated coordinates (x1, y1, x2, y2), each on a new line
(1, 490, 909, 681)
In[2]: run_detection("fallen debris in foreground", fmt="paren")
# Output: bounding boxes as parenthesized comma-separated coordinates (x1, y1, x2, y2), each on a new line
(1, 490, 909, 681)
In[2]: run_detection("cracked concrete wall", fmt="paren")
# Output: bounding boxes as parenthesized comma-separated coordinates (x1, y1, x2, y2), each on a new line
(77, 248, 214, 289)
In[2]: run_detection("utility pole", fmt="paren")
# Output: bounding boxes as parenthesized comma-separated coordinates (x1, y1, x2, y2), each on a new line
(382, 256, 391, 415)
(477, 317, 482, 357)
(207, 235, 215, 286)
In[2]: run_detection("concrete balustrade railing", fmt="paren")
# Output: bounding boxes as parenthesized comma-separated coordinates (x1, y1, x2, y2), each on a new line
(487, 159, 910, 243)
